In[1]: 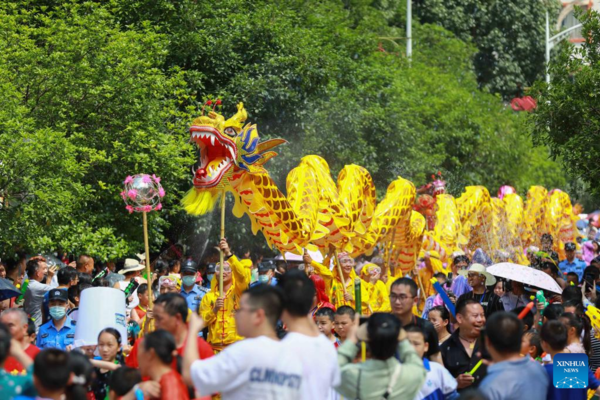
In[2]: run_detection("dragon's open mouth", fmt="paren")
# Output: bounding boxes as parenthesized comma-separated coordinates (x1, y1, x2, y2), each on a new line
(190, 126, 237, 188)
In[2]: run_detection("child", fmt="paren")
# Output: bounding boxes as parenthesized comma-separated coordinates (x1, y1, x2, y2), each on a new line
(26, 318, 37, 346)
(93, 328, 124, 399)
(132, 283, 149, 321)
(334, 306, 355, 343)
(541, 320, 600, 399)
(559, 312, 589, 354)
(521, 330, 543, 361)
(405, 325, 458, 400)
(108, 366, 142, 400)
(26, 349, 71, 400)
(427, 306, 451, 345)
(314, 307, 341, 348)
(511, 306, 534, 332)
(566, 272, 579, 287)
(138, 330, 190, 400)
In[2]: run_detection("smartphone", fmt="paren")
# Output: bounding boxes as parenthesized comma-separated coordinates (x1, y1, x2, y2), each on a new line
(479, 329, 492, 361)
(583, 268, 599, 292)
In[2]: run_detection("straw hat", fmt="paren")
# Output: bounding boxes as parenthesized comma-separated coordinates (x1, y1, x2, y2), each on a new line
(458, 263, 496, 285)
(119, 258, 145, 275)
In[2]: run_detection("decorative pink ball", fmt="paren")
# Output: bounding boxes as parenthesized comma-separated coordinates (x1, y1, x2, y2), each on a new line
(122, 174, 165, 213)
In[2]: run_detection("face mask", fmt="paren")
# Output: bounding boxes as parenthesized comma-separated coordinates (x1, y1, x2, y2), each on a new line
(182, 276, 196, 287)
(207, 274, 214, 282)
(258, 274, 269, 283)
(49, 306, 66, 320)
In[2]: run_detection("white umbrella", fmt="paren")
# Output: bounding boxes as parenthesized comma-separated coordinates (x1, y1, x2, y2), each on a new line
(487, 262, 563, 294)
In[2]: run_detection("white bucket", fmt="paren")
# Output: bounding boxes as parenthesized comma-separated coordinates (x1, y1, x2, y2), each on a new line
(73, 287, 127, 347)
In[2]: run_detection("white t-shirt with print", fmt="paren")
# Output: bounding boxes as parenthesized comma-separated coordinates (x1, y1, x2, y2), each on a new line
(282, 332, 341, 400)
(190, 335, 303, 400)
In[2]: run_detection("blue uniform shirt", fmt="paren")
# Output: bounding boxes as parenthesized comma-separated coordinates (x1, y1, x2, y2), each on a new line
(36, 316, 76, 350)
(559, 258, 587, 282)
(181, 284, 208, 313)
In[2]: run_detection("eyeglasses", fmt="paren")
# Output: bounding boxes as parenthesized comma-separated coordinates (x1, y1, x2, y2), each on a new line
(390, 294, 413, 303)
(215, 267, 232, 273)
(467, 272, 481, 278)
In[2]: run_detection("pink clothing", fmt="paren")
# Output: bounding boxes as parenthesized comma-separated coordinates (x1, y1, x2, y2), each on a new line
(583, 241, 597, 264)
(566, 341, 586, 354)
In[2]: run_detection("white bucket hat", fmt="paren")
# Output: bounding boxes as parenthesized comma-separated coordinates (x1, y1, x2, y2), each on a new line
(119, 258, 145, 275)
(458, 263, 496, 285)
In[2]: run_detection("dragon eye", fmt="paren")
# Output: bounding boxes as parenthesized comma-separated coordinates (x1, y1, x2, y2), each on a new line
(224, 127, 236, 137)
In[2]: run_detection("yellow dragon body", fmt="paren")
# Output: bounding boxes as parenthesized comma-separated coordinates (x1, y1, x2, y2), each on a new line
(182, 103, 417, 256)
(182, 103, 580, 267)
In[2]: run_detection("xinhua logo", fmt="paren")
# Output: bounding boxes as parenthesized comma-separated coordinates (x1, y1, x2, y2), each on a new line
(553, 353, 588, 389)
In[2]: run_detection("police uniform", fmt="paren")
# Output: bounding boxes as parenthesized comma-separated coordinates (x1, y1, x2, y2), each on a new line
(250, 260, 277, 288)
(182, 284, 209, 313)
(37, 289, 76, 350)
(180, 260, 208, 313)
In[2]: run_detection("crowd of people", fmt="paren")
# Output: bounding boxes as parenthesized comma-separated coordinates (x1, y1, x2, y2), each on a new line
(1, 229, 600, 400)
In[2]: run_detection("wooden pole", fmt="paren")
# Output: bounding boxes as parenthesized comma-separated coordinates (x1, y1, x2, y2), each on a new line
(142, 211, 153, 308)
(219, 191, 226, 295)
(333, 249, 347, 295)
(415, 267, 427, 305)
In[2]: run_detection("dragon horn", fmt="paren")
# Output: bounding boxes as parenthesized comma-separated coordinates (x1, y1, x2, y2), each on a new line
(256, 138, 288, 154)
(201, 99, 213, 116)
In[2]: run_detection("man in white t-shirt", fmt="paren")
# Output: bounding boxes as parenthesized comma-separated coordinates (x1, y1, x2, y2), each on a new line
(277, 269, 341, 400)
(183, 284, 303, 400)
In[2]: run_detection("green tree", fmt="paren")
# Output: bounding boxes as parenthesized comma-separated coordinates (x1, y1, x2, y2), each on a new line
(529, 9, 600, 196)
(413, 0, 559, 99)
(0, 2, 195, 260)
(0, 0, 570, 259)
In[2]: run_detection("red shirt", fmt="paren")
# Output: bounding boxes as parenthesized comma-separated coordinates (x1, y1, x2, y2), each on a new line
(158, 370, 190, 400)
(4, 344, 40, 373)
(126, 333, 213, 370)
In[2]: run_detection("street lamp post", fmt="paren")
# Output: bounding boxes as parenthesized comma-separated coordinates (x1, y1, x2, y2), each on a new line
(407, 0, 412, 60)
(546, 10, 551, 83)
(545, 9, 583, 83)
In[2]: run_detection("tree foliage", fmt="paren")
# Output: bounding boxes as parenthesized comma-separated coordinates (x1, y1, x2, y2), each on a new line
(0, 1, 195, 259)
(0, 0, 568, 259)
(413, 0, 559, 99)
(529, 9, 600, 197)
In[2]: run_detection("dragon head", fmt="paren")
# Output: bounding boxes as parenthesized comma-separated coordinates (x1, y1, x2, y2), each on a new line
(190, 102, 246, 188)
(184, 102, 286, 215)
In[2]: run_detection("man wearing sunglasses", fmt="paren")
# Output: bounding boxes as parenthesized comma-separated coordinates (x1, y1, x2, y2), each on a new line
(456, 264, 503, 318)
(199, 238, 251, 353)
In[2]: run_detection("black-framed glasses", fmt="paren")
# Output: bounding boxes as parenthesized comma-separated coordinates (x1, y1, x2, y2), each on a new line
(389, 294, 412, 303)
